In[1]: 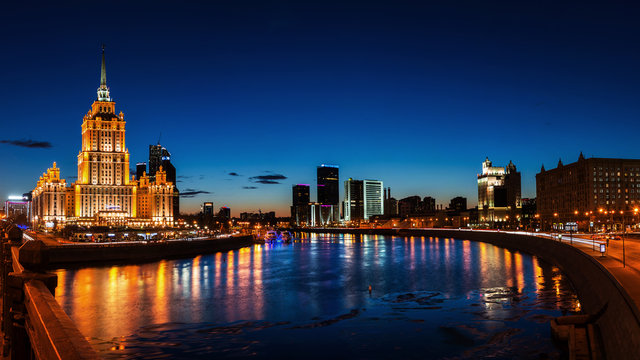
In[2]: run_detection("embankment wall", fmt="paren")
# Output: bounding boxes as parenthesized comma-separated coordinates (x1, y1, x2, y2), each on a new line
(47, 235, 253, 267)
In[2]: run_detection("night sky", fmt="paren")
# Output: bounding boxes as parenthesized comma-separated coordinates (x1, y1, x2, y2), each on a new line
(3, 1, 640, 216)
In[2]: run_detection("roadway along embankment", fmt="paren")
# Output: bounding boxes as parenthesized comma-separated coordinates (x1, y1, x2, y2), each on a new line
(46, 235, 253, 268)
(299, 228, 640, 359)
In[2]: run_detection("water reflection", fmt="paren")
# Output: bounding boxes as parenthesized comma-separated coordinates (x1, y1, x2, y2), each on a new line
(55, 234, 579, 359)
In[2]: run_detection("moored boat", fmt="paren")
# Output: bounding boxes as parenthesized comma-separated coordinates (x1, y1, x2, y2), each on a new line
(264, 230, 278, 242)
(281, 230, 292, 243)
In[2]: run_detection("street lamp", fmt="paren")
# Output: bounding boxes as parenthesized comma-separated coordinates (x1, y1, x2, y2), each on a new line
(621, 210, 626, 268)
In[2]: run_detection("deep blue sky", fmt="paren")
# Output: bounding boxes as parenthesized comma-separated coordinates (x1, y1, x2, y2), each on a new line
(3, 1, 640, 216)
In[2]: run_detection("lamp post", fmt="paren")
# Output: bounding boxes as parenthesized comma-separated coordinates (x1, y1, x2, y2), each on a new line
(621, 210, 626, 268)
(571, 210, 578, 245)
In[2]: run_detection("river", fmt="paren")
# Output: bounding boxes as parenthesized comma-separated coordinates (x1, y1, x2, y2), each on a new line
(54, 233, 580, 359)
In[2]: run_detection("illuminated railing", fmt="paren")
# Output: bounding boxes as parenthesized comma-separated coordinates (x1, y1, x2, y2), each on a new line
(2, 239, 99, 360)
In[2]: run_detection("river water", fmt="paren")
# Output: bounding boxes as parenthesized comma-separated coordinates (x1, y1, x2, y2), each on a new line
(54, 233, 580, 359)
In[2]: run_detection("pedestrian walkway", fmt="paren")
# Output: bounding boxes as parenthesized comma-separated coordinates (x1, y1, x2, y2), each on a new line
(566, 234, 640, 311)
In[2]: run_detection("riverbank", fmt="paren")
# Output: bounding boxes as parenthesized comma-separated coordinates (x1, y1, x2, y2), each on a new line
(297, 228, 640, 359)
(44, 234, 254, 268)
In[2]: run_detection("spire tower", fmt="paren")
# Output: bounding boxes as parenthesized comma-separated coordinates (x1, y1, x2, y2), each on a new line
(97, 44, 111, 101)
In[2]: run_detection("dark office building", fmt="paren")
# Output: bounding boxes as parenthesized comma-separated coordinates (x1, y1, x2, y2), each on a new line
(218, 206, 231, 219)
(317, 164, 339, 223)
(448, 196, 467, 215)
(291, 184, 311, 226)
(398, 196, 422, 217)
(162, 157, 179, 217)
(343, 179, 364, 222)
(521, 198, 538, 229)
(317, 165, 339, 205)
(422, 196, 436, 214)
(136, 162, 147, 178)
(148, 144, 170, 177)
(203, 202, 214, 218)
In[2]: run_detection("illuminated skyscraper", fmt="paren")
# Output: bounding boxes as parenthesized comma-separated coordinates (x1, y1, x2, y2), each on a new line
(363, 180, 383, 220)
(31, 48, 175, 227)
(73, 47, 137, 221)
(477, 157, 521, 225)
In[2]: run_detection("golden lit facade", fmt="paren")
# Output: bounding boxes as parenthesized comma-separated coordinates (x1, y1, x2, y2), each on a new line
(32, 49, 174, 227)
(32, 162, 67, 224)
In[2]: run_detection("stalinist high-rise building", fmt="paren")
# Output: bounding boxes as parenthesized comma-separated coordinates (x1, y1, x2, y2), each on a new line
(32, 48, 175, 228)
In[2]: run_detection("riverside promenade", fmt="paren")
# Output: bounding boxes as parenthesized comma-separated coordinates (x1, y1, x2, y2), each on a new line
(542, 231, 640, 316)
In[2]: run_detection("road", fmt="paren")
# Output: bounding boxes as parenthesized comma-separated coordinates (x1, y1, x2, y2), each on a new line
(507, 230, 640, 310)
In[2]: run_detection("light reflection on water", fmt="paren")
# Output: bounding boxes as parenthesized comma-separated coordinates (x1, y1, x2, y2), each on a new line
(55, 234, 580, 359)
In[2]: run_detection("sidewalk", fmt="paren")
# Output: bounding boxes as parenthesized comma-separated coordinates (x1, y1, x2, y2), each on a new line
(557, 234, 640, 311)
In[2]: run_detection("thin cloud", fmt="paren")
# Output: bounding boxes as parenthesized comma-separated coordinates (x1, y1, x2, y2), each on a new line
(243, 186, 258, 189)
(0, 139, 52, 148)
(229, 172, 241, 176)
(254, 179, 279, 184)
(180, 188, 212, 198)
(249, 174, 287, 184)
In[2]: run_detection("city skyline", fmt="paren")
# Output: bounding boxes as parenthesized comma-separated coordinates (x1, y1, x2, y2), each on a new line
(4, 1, 640, 216)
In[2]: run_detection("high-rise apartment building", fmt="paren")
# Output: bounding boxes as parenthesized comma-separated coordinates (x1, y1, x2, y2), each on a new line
(477, 157, 521, 224)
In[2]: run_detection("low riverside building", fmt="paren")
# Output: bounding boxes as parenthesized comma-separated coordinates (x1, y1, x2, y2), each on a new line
(31, 48, 175, 229)
(537, 153, 640, 231)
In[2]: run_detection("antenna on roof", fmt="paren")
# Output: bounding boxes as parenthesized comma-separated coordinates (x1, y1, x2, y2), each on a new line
(158, 132, 162, 145)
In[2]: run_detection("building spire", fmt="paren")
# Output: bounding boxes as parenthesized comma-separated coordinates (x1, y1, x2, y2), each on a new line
(100, 44, 107, 86)
(97, 44, 111, 101)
